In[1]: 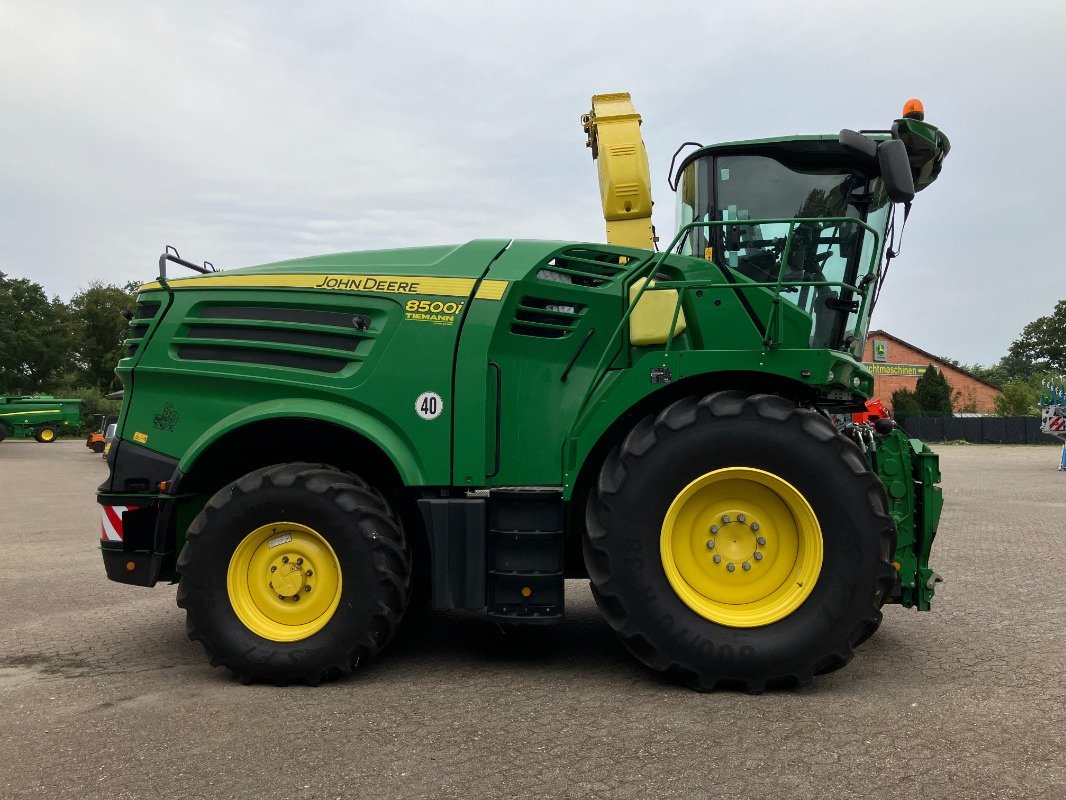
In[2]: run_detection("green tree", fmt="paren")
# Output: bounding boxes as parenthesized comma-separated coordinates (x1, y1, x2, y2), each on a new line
(0, 272, 74, 392)
(993, 375, 1044, 416)
(68, 282, 136, 393)
(891, 388, 922, 424)
(914, 365, 954, 417)
(1002, 299, 1066, 379)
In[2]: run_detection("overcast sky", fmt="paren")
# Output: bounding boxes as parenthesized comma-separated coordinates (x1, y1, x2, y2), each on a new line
(2, 1, 1063, 365)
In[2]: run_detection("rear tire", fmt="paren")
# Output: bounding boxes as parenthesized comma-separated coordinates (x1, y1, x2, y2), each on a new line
(90, 440, 105, 454)
(34, 425, 58, 443)
(584, 391, 895, 692)
(176, 462, 411, 684)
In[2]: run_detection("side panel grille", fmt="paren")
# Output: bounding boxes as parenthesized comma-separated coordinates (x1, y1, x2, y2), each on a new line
(535, 247, 629, 288)
(173, 302, 378, 375)
(184, 325, 361, 352)
(198, 306, 366, 328)
(123, 300, 163, 360)
(176, 346, 349, 374)
(511, 296, 586, 339)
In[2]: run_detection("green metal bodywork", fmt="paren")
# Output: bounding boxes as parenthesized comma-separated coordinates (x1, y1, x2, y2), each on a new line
(100, 124, 947, 605)
(114, 237, 876, 492)
(875, 429, 944, 609)
(0, 395, 82, 439)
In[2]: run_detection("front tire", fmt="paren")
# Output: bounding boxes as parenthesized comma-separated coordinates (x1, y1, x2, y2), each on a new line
(584, 391, 895, 691)
(34, 425, 58, 443)
(176, 462, 410, 684)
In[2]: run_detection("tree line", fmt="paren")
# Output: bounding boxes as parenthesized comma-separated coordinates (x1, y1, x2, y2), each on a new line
(0, 272, 136, 428)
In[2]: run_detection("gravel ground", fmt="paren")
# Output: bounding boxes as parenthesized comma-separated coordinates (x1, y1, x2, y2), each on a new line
(0, 440, 1062, 799)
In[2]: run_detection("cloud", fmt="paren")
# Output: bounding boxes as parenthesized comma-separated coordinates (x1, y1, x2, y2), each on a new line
(1, 0, 1064, 364)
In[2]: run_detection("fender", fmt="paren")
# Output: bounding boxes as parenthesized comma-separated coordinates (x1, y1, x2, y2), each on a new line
(564, 349, 870, 499)
(178, 397, 425, 485)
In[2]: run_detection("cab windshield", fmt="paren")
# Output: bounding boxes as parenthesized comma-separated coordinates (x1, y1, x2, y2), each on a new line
(676, 150, 890, 352)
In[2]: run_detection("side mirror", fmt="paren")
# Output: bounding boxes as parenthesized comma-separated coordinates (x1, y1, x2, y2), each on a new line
(839, 129, 878, 163)
(877, 139, 916, 204)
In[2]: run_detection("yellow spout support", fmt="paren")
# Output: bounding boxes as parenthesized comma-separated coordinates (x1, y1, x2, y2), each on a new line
(582, 92, 684, 344)
(581, 92, 655, 250)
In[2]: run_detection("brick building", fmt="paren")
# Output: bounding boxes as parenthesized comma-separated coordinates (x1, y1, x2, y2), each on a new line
(862, 330, 1002, 414)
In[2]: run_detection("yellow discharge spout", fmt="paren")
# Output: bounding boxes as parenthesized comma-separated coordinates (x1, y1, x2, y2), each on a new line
(581, 92, 655, 250)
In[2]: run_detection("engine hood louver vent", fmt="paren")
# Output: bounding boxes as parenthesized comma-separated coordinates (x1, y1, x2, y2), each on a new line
(511, 296, 587, 339)
(535, 247, 629, 288)
(176, 346, 350, 374)
(124, 301, 163, 359)
(173, 303, 376, 375)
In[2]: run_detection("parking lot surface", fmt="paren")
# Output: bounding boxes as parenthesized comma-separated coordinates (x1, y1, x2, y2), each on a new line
(0, 441, 1062, 799)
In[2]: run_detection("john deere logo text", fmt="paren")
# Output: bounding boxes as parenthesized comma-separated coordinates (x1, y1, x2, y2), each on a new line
(314, 276, 421, 293)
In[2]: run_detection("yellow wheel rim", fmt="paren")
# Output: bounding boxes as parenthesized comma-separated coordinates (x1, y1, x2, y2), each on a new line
(660, 467, 822, 627)
(226, 522, 342, 642)
(40, 429, 55, 442)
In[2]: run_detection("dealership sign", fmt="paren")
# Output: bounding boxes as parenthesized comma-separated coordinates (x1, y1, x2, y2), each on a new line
(864, 363, 929, 377)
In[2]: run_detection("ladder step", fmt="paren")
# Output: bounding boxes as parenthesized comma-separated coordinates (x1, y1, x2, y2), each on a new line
(487, 609, 562, 625)
(487, 488, 565, 619)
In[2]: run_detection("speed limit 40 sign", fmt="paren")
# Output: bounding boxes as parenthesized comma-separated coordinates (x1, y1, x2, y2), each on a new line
(415, 391, 444, 420)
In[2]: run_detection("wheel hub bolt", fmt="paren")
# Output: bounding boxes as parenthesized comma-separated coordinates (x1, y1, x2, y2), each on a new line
(754, 552, 763, 561)
(304, 585, 311, 592)
(282, 556, 289, 564)
(751, 522, 760, 532)
(710, 525, 719, 534)
(726, 562, 736, 572)
(742, 562, 751, 571)
(270, 565, 277, 573)
(713, 555, 722, 564)
(706, 540, 715, 549)
(721, 514, 730, 524)
(306, 570, 313, 577)
(296, 558, 303, 566)
(292, 594, 300, 602)
(757, 536, 766, 546)
(278, 594, 285, 600)
(737, 513, 746, 523)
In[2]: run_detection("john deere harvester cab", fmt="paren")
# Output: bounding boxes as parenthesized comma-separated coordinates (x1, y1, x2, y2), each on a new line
(96, 97, 949, 691)
(674, 138, 890, 351)
(669, 106, 946, 361)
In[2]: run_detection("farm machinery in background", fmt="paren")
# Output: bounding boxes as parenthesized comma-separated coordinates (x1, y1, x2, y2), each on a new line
(0, 395, 82, 443)
(96, 95, 949, 690)
(86, 414, 119, 454)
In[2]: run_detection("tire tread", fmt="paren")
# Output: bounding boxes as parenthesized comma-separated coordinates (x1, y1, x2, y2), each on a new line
(584, 391, 896, 691)
(177, 461, 410, 685)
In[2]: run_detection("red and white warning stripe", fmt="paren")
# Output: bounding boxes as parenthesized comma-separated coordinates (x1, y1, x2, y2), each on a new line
(100, 505, 139, 542)
(1048, 415, 1066, 432)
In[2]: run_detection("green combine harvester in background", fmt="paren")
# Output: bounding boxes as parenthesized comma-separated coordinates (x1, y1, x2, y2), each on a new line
(96, 96, 950, 691)
(0, 395, 82, 443)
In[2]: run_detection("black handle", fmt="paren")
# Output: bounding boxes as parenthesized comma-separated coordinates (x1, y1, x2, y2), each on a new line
(158, 245, 212, 280)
